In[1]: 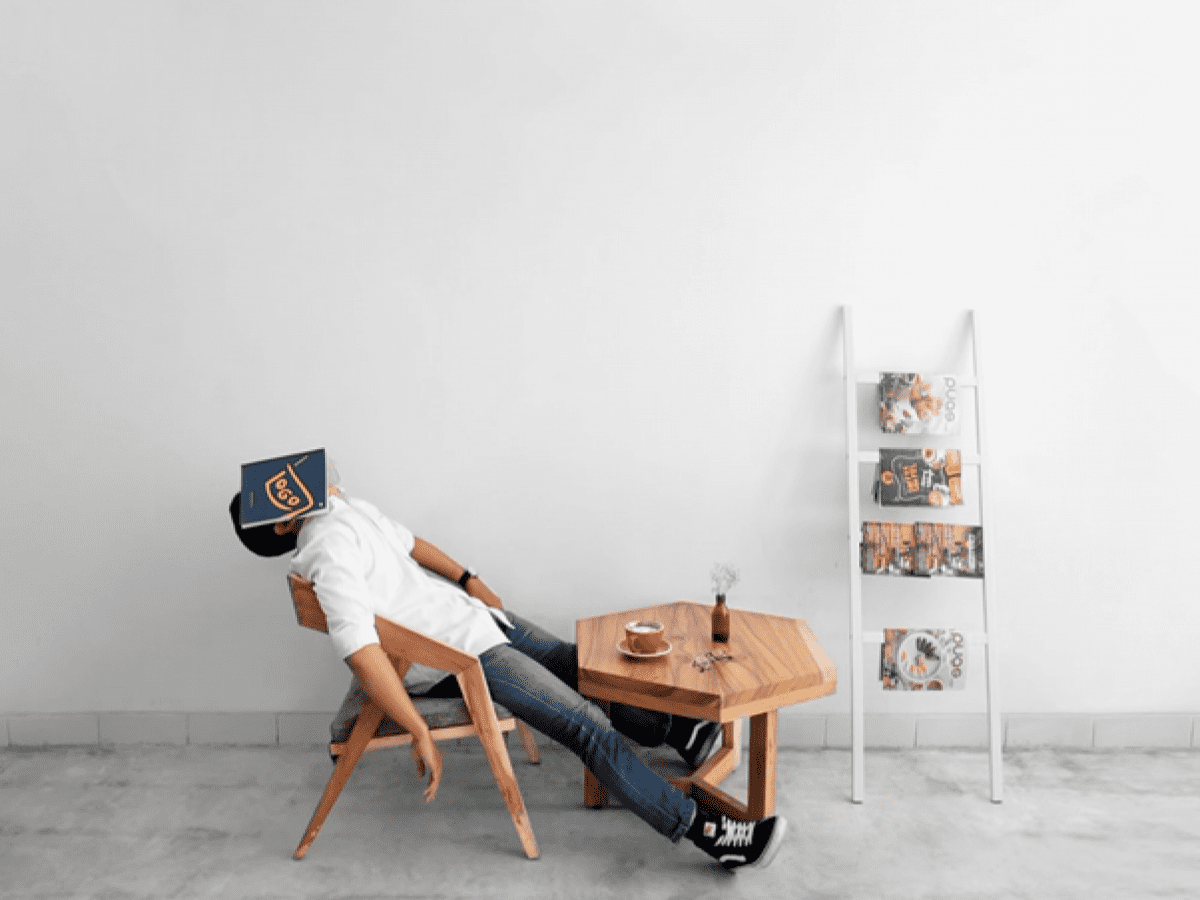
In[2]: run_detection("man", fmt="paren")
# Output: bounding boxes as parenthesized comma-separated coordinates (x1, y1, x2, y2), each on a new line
(229, 484, 786, 871)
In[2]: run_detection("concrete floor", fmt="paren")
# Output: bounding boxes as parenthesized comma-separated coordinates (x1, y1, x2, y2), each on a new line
(2, 742, 1197, 900)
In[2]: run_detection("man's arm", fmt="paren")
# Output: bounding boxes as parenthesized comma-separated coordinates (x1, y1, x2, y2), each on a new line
(295, 515, 442, 799)
(411, 537, 504, 609)
(345, 643, 443, 801)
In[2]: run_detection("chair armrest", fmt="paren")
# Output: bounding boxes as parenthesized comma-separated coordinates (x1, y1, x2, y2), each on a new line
(375, 615, 477, 675)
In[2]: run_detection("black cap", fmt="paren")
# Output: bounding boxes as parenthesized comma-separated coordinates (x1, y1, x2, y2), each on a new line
(229, 493, 299, 557)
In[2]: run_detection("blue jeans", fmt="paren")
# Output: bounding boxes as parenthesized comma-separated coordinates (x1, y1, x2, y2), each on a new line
(475, 612, 697, 842)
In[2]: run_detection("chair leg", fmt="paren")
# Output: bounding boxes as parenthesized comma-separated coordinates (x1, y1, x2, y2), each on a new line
(515, 720, 541, 765)
(459, 667, 540, 860)
(293, 703, 385, 861)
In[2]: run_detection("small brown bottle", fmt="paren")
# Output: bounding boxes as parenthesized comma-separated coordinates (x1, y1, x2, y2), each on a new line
(712, 594, 730, 643)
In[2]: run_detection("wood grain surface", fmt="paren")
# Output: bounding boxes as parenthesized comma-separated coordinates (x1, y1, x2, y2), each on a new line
(576, 602, 836, 721)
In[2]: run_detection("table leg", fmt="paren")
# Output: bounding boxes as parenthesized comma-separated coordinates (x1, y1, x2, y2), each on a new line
(584, 699, 610, 809)
(747, 709, 778, 820)
(690, 717, 741, 788)
(584, 766, 609, 808)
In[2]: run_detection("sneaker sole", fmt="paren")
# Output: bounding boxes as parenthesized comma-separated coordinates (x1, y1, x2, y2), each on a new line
(720, 815, 787, 871)
(748, 815, 787, 869)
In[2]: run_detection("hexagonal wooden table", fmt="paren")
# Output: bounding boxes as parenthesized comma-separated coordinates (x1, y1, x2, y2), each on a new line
(576, 601, 836, 821)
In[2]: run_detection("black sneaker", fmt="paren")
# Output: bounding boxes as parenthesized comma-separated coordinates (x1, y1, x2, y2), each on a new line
(676, 719, 722, 770)
(690, 813, 787, 871)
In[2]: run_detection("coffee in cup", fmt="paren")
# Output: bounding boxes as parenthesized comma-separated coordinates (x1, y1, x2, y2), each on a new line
(625, 620, 667, 654)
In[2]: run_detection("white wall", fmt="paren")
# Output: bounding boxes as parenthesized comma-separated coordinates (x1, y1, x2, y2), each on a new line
(2, 1, 1196, 718)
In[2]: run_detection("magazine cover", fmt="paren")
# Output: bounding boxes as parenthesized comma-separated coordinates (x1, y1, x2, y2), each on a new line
(880, 628, 966, 690)
(875, 448, 963, 507)
(239, 448, 329, 529)
(878, 372, 961, 434)
(915, 523, 985, 578)
(861, 521, 917, 576)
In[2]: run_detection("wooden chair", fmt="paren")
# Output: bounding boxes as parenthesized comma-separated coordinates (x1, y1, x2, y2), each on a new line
(287, 572, 541, 860)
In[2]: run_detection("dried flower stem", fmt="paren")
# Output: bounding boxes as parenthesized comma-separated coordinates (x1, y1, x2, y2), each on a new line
(710, 563, 740, 596)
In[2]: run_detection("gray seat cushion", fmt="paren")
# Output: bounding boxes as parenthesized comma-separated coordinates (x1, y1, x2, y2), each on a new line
(330, 679, 514, 743)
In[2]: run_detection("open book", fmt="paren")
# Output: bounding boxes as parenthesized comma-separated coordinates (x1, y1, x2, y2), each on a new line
(238, 448, 330, 529)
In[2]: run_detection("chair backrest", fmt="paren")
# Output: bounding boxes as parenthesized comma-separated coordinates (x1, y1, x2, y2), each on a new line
(288, 573, 330, 633)
(285, 572, 476, 676)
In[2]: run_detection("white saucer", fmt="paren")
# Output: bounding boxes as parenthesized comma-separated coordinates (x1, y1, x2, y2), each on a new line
(617, 639, 672, 659)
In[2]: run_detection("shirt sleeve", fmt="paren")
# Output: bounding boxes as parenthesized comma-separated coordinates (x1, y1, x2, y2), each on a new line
(291, 521, 380, 662)
(383, 513, 415, 555)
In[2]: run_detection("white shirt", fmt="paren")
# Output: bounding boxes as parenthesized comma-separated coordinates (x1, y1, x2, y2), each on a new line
(290, 494, 510, 693)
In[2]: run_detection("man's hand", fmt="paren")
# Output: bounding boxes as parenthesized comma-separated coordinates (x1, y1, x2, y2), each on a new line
(411, 537, 505, 609)
(410, 728, 444, 802)
(346, 643, 446, 802)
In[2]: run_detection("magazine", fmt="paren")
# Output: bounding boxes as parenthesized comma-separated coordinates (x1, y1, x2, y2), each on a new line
(863, 521, 984, 578)
(238, 448, 329, 529)
(875, 448, 963, 507)
(860, 522, 917, 576)
(880, 628, 966, 691)
(914, 523, 985, 578)
(878, 373, 961, 434)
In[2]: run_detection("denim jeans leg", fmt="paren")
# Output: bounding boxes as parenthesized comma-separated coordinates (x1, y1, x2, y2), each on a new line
(478, 642, 695, 842)
(499, 611, 673, 747)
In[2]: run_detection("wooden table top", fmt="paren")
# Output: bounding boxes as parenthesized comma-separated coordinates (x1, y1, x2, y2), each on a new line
(576, 601, 836, 722)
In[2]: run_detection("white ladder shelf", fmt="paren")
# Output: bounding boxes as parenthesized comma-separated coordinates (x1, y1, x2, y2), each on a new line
(842, 306, 1003, 804)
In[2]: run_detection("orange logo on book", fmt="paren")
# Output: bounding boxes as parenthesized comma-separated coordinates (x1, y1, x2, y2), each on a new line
(264, 463, 314, 518)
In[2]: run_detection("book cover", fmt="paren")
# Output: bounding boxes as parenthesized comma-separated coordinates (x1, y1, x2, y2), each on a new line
(915, 523, 985, 578)
(878, 373, 961, 434)
(239, 448, 329, 529)
(880, 628, 966, 691)
(875, 448, 963, 507)
(861, 521, 917, 576)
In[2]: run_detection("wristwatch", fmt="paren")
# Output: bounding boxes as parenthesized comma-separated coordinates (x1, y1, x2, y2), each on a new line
(457, 568, 476, 589)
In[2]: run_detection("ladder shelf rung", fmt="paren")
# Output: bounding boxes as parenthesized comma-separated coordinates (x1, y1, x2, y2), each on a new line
(863, 630, 988, 645)
(856, 372, 978, 387)
(856, 450, 980, 465)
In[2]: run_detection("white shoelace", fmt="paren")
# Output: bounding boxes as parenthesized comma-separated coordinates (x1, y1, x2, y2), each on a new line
(713, 818, 756, 848)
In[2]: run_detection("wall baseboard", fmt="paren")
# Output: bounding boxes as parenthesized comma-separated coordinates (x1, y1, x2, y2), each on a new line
(3, 712, 1198, 750)
(779, 713, 1199, 750)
